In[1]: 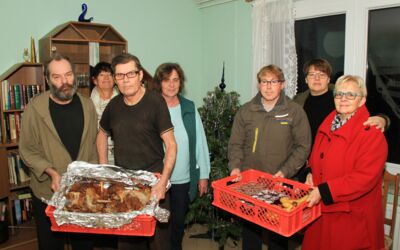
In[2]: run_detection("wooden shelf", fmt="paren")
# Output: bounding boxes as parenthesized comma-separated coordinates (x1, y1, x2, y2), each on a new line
(2, 110, 23, 114)
(39, 21, 153, 94)
(0, 143, 17, 149)
(39, 22, 130, 97)
(0, 63, 44, 250)
(9, 183, 30, 192)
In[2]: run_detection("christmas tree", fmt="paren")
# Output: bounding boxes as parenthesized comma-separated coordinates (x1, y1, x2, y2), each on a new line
(185, 65, 242, 247)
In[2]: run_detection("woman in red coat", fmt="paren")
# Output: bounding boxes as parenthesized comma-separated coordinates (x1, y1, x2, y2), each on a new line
(303, 75, 388, 250)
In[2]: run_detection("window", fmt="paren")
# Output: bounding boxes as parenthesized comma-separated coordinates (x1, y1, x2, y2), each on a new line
(367, 6, 400, 164)
(295, 14, 345, 93)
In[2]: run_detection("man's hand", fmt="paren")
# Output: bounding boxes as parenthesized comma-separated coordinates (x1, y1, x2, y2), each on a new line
(307, 187, 321, 207)
(45, 167, 61, 192)
(363, 116, 386, 132)
(198, 179, 208, 197)
(151, 181, 167, 203)
(305, 173, 314, 187)
(230, 168, 242, 182)
(273, 171, 285, 178)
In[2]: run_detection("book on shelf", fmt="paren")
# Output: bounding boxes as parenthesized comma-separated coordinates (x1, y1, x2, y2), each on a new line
(1, 83, 43, 111)
(17, 193, 31, 200)
(15, 112, 21, 138)
(8, 83, 15, 110)
(2, 80, 9, 110)
(7, 152, 30, 185)
(14, 85, 21, 109)
(7, 153, 16, 184)
(0, 202, 6, 221)
(14, 199, 21, 224)
(9, 113, 16, 141)
(3, 114, 10, 142)
(16, 154, 30, 183)
(12, 194, 33, 224)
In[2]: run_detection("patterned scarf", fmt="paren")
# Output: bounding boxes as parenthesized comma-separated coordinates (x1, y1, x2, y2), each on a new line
(331, 112, 356, 131)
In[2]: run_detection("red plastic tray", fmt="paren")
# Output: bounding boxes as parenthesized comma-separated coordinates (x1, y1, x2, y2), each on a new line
(212, 169, 321, 237)
(45, 206, 156, 236)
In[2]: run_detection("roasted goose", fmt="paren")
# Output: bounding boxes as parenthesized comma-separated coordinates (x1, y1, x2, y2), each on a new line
(64, 179, 151, 213)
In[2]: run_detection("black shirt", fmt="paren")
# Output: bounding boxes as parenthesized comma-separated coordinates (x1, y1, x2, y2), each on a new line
(100, 91, 173, 173)
(49, 95, 84, 161)
(303, 90, 335, 142)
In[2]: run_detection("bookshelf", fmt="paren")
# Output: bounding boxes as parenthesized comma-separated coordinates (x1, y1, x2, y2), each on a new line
(0, 63, 44, 250)
(39, 21, 152, 96)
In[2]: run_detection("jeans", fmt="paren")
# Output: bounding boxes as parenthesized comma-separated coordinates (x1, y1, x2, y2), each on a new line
(170, 183, 190, 250)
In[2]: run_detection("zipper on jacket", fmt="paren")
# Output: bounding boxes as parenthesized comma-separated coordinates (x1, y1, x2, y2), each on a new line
(252, 127, 259, 153)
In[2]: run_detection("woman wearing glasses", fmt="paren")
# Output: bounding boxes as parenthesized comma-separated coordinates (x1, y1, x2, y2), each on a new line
(303, 75, 388, 250)
(293, 58, 388, 182)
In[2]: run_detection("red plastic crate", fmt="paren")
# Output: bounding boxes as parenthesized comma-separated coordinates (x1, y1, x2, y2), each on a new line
(45, 206, 156, 236)
(212, 169, 321, 237)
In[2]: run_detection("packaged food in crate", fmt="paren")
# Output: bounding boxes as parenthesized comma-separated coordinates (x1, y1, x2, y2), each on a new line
(45, 161, 170, 236)
(212, 169, 321, 237)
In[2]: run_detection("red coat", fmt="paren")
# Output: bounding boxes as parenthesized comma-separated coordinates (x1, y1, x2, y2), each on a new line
(303, 105, 388, 250)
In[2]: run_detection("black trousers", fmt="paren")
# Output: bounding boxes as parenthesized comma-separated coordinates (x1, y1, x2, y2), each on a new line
(118, 191, 171, 250)
(242, 220, 288, 250)
(170, 183, 190, 250)
(32, 195, 94, 250)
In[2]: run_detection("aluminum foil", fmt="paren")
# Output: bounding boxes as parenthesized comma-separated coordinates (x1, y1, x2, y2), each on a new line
(47, 161, 170, 228)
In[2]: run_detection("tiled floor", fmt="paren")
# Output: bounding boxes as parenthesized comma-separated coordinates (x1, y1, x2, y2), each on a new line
(182, 224, 301, 250)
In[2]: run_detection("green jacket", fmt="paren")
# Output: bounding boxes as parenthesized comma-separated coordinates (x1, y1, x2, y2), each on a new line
(19, 91, 98, 200)
(178, 95, 199, 201)
(228, 92, 311, 178)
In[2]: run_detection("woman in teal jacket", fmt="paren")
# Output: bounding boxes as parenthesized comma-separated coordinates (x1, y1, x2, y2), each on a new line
(150, 63, 210, 250)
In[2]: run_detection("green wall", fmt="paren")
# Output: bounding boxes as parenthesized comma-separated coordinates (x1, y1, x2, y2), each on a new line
(0, 0, 252, 106)
(200, 1, 252, 104)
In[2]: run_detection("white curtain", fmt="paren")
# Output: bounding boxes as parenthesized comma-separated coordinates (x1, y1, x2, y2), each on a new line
(251, 0, 298, 98)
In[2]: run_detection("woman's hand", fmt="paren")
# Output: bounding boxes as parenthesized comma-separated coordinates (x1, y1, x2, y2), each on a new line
(230, 168, 242, 182)
(363, 116, 386, 132)
(198, 179, 208, 196)
(307, 187, 321, 207)
(305, 173, 314, 187)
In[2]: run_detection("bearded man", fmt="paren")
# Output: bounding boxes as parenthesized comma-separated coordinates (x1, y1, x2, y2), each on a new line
(19, 53, 98, 250)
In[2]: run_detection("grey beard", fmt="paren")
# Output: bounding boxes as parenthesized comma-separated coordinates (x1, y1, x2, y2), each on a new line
(49, 81, 78, 102)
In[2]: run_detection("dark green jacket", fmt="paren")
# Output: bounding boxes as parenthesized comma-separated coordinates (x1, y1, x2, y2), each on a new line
(178, 95, 199, 201)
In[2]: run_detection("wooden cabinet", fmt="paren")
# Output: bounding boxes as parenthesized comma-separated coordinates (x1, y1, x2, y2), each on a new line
(0, 63, 44, 250)
(39, 21, 127, 96)
(39, 21, 153, 96)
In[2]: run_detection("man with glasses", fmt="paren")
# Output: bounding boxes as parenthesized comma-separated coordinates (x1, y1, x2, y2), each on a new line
(19, 53, 98, 250)
(96, 53, 176, 250)
(293, 58, 388, 181)
(228, 65, 311, 250)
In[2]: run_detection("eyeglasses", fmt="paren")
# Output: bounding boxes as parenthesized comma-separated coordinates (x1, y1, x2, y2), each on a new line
(334, 91, 363, 100)
(307, 72, 328, 79)
(114, 70, 140, 80)
(259, 79, 283, 86)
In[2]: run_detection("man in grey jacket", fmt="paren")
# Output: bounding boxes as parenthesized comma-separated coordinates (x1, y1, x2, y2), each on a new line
(19, 53, 98, 250)
(228, 64, 311, 250)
